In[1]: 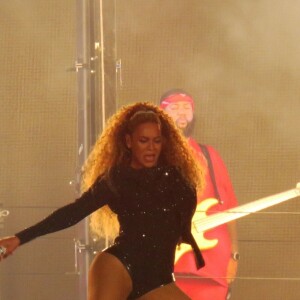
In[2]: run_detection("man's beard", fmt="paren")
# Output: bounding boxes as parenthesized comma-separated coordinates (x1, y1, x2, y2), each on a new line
(180, 118, 195, 138)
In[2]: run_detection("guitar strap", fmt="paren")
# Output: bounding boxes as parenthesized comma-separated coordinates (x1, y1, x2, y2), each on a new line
(199, 144, 222, 203)
(199, 145, 234, 298)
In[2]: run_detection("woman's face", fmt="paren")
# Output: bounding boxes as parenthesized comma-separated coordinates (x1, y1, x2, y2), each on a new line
(126, 122, 163, 169)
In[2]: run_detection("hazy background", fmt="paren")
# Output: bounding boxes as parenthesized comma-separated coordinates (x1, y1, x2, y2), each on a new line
(0, 1, 299, 299)
(0, 1, 79, 299)
(114, 1, 300, 299)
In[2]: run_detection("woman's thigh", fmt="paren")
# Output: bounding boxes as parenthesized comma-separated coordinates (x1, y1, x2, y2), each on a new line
(88, 252, 132, 300)
(137, 282, 191, 300)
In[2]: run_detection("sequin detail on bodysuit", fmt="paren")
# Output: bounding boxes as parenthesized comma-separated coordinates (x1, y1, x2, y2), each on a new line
(16, 166, 204, 299)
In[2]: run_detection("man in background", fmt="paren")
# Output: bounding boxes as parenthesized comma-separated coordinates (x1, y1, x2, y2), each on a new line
(160, 89, 239, 300)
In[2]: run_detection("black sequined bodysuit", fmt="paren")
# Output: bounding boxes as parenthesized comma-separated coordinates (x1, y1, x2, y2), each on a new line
(16, 166, 204, 299)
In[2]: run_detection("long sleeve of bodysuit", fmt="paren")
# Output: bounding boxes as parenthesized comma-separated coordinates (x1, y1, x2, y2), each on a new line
(15, 176, 114, 245)
(171, 168, 205, 269)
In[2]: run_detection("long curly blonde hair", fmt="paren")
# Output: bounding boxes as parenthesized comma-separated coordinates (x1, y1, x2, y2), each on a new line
(81, 102, 205, 240)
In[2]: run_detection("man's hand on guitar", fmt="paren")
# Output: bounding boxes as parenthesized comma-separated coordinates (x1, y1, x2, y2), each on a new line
(226, 256, 238, 284)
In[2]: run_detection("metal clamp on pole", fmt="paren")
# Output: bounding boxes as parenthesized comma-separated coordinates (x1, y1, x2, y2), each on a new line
(66, 60, 90, 73)
(0, 206, 9, 230)
(65, 239, 93, 276)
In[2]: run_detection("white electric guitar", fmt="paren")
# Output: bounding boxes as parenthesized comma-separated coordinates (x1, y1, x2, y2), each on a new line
(175, 183, 300, 263)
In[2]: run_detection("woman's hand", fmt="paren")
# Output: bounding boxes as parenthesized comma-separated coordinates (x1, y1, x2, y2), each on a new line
(0, 236, 20, 261)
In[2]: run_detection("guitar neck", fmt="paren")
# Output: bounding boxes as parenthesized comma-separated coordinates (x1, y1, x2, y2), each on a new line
(194, 184, 300, 232)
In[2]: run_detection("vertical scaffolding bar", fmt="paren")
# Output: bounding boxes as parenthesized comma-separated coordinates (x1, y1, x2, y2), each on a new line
(75, 0, 117, 298)
(75, 0, 91, 299)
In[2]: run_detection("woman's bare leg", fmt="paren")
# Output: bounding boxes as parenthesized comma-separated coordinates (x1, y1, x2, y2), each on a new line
(137, 282, 191, 300)
(88, 252, 132, 300)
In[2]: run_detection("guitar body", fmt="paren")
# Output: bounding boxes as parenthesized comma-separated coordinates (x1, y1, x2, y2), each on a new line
(175, 198, 220, 264)
(174, 183, 300, 264)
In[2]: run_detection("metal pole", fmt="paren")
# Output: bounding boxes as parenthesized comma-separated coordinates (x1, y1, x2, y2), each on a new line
(73, 0, 117, 298)
(75, 0, 91, 299)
